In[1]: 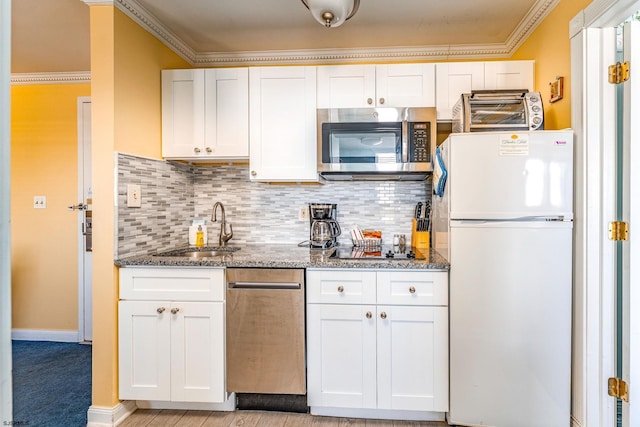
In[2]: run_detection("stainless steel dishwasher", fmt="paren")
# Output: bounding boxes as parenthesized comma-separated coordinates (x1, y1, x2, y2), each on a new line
(226, 268, 306, 395)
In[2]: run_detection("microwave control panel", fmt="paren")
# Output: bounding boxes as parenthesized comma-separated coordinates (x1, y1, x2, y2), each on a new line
(408, 122, 431, 163)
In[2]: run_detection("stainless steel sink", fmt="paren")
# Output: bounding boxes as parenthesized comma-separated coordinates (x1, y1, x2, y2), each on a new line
(156, 247, 240, 258)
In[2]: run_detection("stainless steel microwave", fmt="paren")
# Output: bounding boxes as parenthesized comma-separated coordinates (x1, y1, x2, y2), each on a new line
(451, 90, 544, 133)
(317, 107, 436, 181)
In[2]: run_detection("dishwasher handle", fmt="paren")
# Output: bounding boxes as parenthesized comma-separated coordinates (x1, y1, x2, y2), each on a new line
(228, 281, 301, 290)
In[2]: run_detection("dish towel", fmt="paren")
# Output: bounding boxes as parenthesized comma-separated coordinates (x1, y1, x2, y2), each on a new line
(433, 146, 448, 197)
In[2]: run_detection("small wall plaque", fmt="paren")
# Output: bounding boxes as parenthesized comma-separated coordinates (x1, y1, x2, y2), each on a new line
(549, 76, 564, 103)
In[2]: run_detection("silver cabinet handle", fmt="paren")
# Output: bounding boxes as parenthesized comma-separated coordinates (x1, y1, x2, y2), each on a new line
(379, 98, 385, 105)
(157, 307, 166, 314)
(194, 147, 201, 153)
(337, 285, 344, 293)
(205, 147, 212, 153)
(367, 97, 373, 105)
(170, 308, 180, 314)
(366, 311, 372, 319)
(251, 170, 257, 177)
(409, 286, 416, 294)
(380, 312, 387, 319)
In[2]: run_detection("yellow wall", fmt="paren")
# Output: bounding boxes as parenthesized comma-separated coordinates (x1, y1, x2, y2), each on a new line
(90, 5, 189, 408)
(10, 83, 91, 331)
(510, 0, 592, 129)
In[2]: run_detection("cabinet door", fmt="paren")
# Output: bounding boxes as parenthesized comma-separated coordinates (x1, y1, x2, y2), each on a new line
(162, 69, 205, 158)
(484, 60, 534, 91)
(204, 68, 249, 158)
(317, 65, 376, 108)
(118, 300, 171, 401)
(435, 62, 485, 121)
(376, 64, 435, 108)
(171, 301, 225, 403)
(249, 66, 318, 181)
(307, 304, 377, 409)
(377, 305, 448, 412)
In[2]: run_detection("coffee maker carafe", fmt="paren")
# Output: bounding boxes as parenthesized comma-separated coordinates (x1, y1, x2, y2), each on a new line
(309, 203, 341, 249)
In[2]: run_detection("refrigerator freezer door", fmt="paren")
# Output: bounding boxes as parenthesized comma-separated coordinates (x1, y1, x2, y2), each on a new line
(448, 131, 573, 220)
(447, 220, 572, 427)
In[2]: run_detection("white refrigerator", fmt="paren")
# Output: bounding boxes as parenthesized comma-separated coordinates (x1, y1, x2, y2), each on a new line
(432, 131, 573, 427)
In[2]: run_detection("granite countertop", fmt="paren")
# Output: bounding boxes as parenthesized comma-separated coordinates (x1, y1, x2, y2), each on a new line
(115, 243, 449, 270)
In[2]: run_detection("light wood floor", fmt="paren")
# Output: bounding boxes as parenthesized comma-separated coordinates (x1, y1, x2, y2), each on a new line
(118, 409, 450, 427)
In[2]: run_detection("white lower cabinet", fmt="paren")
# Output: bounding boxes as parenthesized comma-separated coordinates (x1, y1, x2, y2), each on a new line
(307, 269, 449, 416)
(118, 268, 226, 403)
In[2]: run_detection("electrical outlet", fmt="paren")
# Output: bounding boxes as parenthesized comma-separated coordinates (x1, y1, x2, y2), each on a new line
(33, 196, 46, 209)
(298, 207, 309, 221)
(127, 184, 142, 208)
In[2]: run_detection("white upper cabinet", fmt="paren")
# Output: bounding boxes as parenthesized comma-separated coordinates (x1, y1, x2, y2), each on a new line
(484, 60, 535, 91)
(162, 68, 249, 160)
(249, 66, 318, 182)
(435, 60, 535, 121)
(435, 62, 485, 121)
(317, 64, 435, 108)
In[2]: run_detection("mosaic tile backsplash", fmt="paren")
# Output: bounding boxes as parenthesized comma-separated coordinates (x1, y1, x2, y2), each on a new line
(116, 153, 431, 257)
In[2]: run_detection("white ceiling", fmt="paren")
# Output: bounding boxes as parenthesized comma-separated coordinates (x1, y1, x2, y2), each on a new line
(10, 0, 557, 74)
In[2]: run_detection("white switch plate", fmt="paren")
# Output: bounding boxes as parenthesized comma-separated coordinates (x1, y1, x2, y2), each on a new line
(126, 184, 142, 208)
(34, 196, 46, 209)
(298, 207, 309, 221)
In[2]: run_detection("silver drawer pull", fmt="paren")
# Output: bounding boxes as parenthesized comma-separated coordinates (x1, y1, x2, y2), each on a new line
(157, 307, 166, 314)
(170, 307, 180, 314)
(337, 285, 344, 293)
(409, 286, 416, 294)
(380, 312, 387, 320)
(366, 311, 372, 319)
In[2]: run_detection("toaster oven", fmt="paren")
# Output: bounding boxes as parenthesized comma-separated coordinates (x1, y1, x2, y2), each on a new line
(452, 90, 544, 133)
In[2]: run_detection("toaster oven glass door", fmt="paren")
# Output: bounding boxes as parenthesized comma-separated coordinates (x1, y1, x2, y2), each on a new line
(469, 100, 527, 128)
(321, 122, 402, 164)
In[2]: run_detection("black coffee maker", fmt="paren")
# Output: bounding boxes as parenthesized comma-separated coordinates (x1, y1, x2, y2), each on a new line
(309, 203, 341, 249)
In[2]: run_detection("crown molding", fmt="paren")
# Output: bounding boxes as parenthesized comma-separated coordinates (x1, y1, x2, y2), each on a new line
(11, 72, 91, 85)
(504, 0, 560, 53)
(106, 0, 555, 67)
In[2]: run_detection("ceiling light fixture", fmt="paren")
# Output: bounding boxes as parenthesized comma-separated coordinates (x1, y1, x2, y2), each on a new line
(301, 0, 360, 28)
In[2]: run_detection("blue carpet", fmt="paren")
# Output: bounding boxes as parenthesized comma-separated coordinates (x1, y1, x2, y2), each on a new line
(12, 340, 92, 427)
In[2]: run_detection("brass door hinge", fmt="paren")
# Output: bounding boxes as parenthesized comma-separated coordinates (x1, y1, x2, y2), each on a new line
(609, 221, 629, 241)
(608, 377, 629, 402)
(608, 61, 630, 84)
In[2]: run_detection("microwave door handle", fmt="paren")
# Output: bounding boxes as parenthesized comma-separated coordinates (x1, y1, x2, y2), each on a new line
(401, 120, 408, 163)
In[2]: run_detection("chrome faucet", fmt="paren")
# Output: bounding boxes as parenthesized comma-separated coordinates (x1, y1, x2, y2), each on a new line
(211, 201, 233, 246)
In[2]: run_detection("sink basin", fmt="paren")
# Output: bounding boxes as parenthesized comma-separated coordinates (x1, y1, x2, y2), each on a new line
(156, 247, 240, 258)
(178, 250, 232, 258)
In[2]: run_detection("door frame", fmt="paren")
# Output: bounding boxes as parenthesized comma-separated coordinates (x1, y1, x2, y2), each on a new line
(570, 0, 640, 426)
(77, 96, 92, 342)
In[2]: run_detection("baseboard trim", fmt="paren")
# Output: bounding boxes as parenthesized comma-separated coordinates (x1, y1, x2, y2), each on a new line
(136, 393, 236, 411)
(11, 329, 79, 342)
(310, 406, 445, 421)
(87, 401, 137, 427)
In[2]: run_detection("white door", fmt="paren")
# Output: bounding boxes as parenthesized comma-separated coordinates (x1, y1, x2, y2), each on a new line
(316, 65, 376, 108)
(249, 66, 317, 181)
(118, 300, 172, 401)
(306, 303, 377, 409)
(435, 62, 485, 121)
(77, 97, 92, 342)
(620, 19, 639, 427)
(170, 301, 225, 403)
(375, 64, 435, 108)
(376, 305, 448, 412)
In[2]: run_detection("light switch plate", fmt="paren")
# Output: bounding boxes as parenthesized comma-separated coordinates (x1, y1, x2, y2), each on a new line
(34, 195, 46, 209)
(126, 184, 142, 208)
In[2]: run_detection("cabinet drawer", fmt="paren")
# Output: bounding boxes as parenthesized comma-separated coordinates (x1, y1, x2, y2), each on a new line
(119, 267, 225, 301)
(377, 271, 448, 306)
(307, 270, 376, 304)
